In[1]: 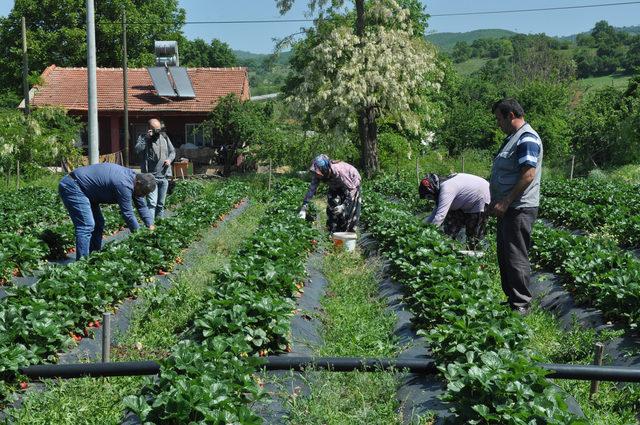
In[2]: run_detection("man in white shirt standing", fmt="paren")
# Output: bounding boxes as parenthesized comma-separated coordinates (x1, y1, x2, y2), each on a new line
(419, 172, 491, 250)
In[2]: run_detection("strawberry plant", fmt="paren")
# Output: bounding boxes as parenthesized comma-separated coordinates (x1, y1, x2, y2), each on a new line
(125, 179, 320, 424)
(0, 181, 247, 401)
(531, 224, 640, 328)
(540, 179, 640, 247)
(0, 187, 131, 282)
(360, 188, 584, 424)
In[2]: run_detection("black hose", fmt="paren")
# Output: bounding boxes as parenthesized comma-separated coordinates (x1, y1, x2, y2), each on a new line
(542, 363, 640, 382)
(20, 361, 160, 379)
(18, 357, 640, 383)
(263, 356, 438, 374)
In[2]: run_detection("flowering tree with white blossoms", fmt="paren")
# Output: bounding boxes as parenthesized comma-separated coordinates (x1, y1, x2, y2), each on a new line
(277, 0, 441, 176)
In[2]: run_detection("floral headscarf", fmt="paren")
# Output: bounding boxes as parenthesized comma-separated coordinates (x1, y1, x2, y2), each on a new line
(309, 154, 331, 177)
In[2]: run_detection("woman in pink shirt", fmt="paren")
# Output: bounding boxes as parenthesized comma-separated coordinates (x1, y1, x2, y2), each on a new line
(299, 154, 362, 232)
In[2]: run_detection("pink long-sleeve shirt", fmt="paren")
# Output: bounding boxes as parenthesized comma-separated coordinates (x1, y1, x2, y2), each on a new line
(426, 173, 490, 226)
(303, 161, 361, 205)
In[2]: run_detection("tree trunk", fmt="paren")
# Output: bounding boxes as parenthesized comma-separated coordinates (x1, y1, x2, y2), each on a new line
(223, 141, 239, 176)
(355, 0, 365, 36)
(354, 0, 378, 177)
(359, 106, 379, 178)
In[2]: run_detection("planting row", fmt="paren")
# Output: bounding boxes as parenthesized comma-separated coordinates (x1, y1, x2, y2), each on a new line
(0, 180, 201, 285)
(0, 181, 246, 402)
(361, 190, 583, 424)
(539, 196, 640, 247)
(125, 180, 319, 423)
(542, 178, 640, 214)
(0, 187, 125, 284)
(531, 223, 640, 329)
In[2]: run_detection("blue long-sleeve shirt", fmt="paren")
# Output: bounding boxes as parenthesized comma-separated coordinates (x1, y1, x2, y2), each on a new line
(70, 163, 154, 231)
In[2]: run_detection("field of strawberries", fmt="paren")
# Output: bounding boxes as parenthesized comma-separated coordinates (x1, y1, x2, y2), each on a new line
(1, 175, 639, 424)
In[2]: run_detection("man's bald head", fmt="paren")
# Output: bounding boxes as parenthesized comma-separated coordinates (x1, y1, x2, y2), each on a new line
(148, 118, 162, 130)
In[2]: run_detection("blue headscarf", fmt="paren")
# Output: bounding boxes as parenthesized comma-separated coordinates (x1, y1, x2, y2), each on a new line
(310, 154, 331, 177)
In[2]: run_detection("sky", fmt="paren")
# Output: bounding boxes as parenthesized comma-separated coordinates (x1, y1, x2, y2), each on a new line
(1, 0, 640, 53)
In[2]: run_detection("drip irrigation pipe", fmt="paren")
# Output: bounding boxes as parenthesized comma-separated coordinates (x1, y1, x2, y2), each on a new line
(18, 357, 640, 382)
(263, 356, 437, 373)
(19, 361, 160, 379)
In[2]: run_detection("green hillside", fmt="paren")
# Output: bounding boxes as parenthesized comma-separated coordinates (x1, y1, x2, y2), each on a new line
(558, 24, 640, 41)
(425, 29, 517, 51)
(233, 50, 292, 66)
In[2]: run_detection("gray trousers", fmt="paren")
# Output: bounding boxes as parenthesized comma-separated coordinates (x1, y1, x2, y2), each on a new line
(496, 207, 538, 308)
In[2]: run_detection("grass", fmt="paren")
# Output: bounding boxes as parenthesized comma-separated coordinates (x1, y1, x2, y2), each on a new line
(286, 249, 405, 425)
(525, 306, 640, 425)
(318, 253, 397, 358)
(0, 172, 62, 192)
(6, 197, 267, 425)
(453, 58, 488, 76)
(474, 229, 640, 424)
(577, 74, 632, 92)
(605, 164, 640, 185)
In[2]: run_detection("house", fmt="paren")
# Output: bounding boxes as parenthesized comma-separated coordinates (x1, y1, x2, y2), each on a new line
(23, 65, 250, 160)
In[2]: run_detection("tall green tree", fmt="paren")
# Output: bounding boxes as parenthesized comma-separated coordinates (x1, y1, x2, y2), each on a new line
(202, 94, 269, 176)
(277, 0, 438, 177)
(181, 38, 237, 68)
(0, 0, 186, 94)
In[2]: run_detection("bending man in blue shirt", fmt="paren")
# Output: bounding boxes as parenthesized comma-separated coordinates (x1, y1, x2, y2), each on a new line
(58, 163, 157, 260)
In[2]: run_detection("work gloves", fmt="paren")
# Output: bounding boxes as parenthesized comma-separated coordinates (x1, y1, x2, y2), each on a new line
(298, 204, 308, 219)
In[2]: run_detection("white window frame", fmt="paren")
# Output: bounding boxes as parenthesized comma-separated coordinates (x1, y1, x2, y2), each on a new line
(184, 123, 212, 147)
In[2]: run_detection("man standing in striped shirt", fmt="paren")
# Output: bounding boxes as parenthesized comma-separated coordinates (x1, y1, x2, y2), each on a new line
(489, 98, 543, 315)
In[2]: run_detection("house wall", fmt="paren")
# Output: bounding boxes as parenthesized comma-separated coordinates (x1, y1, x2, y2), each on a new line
(71, 111, 210, 157)
(127, 114, 209, 148)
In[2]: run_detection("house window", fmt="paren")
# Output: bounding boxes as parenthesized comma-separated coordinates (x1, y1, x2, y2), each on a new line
(185, 123, 212, 147)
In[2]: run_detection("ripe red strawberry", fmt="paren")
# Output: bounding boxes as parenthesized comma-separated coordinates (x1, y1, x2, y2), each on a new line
(19, 382, 28, 390)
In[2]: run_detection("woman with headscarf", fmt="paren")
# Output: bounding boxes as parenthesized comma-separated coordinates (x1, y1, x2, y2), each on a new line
(419, 172, 491, 250)
(299, 154, 362, 233)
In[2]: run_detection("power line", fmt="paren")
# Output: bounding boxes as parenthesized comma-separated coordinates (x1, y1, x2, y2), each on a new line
(184, 19, 312, 25)
(429, 1, 640, 17)
(90, 1, 640, 27)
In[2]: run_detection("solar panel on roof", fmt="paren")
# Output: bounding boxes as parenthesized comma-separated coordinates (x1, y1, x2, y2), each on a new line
(169, 67, 196, 98)
(147, 67, 176, 97)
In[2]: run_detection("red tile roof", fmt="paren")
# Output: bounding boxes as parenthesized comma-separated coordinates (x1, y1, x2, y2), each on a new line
(30, 65, 250, 114)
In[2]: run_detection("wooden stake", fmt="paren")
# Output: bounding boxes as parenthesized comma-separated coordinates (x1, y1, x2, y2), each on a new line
(570, 155, 575, 180)
(589, 342, 605, 399)
(268, 158, 272, 192)
(16, 160, 20, 190)
(461, 155, 465, 173)
(102, 312, 111, 363)
(416, 155, 420, 185)
(21, 17, 30, 115)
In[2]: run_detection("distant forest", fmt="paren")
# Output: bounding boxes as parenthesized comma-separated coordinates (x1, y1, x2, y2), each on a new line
(445, 21, 640, 78)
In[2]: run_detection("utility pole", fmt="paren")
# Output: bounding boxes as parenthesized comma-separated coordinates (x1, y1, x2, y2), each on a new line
(122, 9, 129, 166)
(87, 0, 99, 164)
(21, 17, 29, 115)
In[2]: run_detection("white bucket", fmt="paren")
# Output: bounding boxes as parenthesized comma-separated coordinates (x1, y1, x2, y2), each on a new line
(459, 250, 485, 258)
(331, 232, 357, 252)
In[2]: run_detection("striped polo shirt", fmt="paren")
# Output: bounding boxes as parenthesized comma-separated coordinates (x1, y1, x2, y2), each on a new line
(515, 131, 542, 169)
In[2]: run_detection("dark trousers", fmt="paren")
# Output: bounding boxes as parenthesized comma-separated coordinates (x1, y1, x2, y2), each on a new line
(59, 175, 104, 260)
(326, 187, 361, 233)
(442, 207, 489, 250)
(496, 207, 538, 308)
